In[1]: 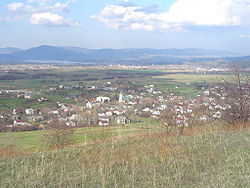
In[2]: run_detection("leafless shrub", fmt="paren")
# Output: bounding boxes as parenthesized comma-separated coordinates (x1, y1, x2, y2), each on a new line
(159, 108, 177, 135)
(44, 119, 75, 149)
(220, 66, 250, 127)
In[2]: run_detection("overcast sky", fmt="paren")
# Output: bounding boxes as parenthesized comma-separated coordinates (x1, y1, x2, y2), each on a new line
(0, 0, 250, 54)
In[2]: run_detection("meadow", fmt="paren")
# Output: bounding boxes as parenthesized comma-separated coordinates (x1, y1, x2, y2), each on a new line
(1, 123, 250, 187)
(0, 118, 159, 154)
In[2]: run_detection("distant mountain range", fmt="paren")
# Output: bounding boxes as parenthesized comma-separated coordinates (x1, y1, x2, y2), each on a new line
(0, 45, 249, 65)
(0, 47, 22, 54)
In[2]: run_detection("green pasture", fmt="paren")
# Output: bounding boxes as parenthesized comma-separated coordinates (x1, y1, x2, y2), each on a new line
(154, 73, 227, 83)
(0, 118, 159, 153)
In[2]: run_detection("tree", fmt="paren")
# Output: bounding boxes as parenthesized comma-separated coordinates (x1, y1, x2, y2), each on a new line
(159, 108, 177, 135)
(221, 65, 250, 127)
(44, 119, 75, 149)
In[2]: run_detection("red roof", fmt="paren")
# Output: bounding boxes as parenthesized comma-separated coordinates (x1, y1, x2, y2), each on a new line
(16, 120, 25, 122)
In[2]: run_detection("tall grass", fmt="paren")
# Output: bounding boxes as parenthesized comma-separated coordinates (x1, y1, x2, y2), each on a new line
(1, 127, 250, 188)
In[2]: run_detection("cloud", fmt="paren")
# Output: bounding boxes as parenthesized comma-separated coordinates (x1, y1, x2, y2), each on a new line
(239, 34, 250, 39)
(92, 0, 250, 31)
(6, 2, 34, 13)
(30, 12, 82, 27)
(5, 0, 81, 27)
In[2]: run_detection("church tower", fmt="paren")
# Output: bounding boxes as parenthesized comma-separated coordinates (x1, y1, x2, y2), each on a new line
(118, 92, 123, 103)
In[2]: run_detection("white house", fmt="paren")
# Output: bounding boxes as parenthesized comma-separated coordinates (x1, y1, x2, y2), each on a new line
(96, 97, 110, 103)
(106, 111, 113, 117)
(213, 111, 222, 119)
(14, 120, 29, 126)
(115, 116, 130, 125)
(25, 108, 36, 116)
(142, 107, 151, 112)
(86, 101, 92, 109)
(98, 118, 109, 126)
(66, 121, 76, 127)
(114, 110, 124, 116)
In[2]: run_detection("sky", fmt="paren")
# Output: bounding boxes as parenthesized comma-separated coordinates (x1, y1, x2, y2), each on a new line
(0, 0, 250, 54)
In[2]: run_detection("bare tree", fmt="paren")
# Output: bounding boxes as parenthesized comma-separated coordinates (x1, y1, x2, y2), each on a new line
(44, 119, 75, 149)
(159, 108, 177, 135)
(221, 65, 250, 127)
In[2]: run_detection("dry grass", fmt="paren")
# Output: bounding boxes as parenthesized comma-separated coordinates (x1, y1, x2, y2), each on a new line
(0, 144, 20, 159)
(1, 125, 250, 188)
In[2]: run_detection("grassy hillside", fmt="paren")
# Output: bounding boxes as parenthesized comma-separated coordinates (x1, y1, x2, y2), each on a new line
(1, 124, 250, 187)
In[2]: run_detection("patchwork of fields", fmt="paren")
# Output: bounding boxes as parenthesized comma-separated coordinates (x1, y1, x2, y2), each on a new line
(0, 69, 226, 112)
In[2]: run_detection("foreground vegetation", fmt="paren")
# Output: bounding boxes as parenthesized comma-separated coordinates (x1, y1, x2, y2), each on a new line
(1, 124, 250, 187)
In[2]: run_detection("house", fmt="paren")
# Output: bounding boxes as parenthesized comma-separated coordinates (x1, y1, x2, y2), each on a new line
(142, 107, 151, 112)
(25, 108, 36, 116)
(114, 110, 124, 116)
(106, 111, 113, 117)
(98, 118, 109, 126)
(13, 120, 29, 126)
(115, 116, 130, 125)
(152, 111, 160, 116)
(13, 108, 23, 115)
(48, 110, 59, 115)
(86, 101, 92, 109)
(98, 112, 106, 117)
(24, 94, 31, 99)
(37, 97, 49, 102)
(213, 111, 222, 119)
(176, 115, 189, 127)
(128, 100, 137, 105)
(151, 111, 161, 119)
(66, 121, 76, 127)
(17, 94, 24, 98)
(69, 114, 80, 121)
(96, 96, 110, 103)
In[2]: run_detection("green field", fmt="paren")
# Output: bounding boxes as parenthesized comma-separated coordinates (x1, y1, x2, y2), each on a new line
(154, 73, 227, 83)
(0, 94, 79, 111)
(0, 69, 165, 90)
(0, 118, 159, 153)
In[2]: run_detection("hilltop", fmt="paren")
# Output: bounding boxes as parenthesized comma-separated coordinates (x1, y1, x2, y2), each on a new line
(1, 124, 250, 187)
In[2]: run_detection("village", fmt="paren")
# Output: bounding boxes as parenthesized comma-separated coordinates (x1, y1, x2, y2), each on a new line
(0, 77, 231, 132)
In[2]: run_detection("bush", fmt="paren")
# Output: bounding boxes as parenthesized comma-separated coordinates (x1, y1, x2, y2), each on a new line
(44, 120, 75, 149)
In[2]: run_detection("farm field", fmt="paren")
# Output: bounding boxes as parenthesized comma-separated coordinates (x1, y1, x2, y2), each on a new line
(154, 73, 228, 83)
(0, 69, 165, 90)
